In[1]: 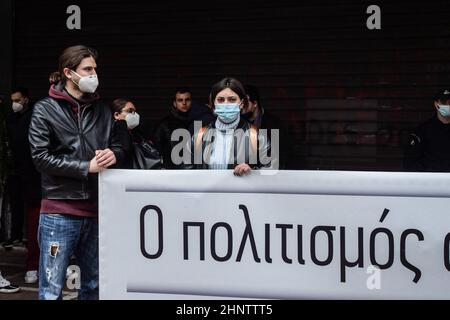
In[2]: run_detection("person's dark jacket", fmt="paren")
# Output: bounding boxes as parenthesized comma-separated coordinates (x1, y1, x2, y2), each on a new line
(403, 116, 450, 172)
(188, 102, 215, 135)
(152, 103, 215, 169)
(112, 120, 134, 169)
(152, 108, 192, 169)
(243, 109, 294, 170)
(190, 118, 272, 169)
(29, 83, 125, 200)
(113, 120, 160, 169)
(6, 105, 41, 200)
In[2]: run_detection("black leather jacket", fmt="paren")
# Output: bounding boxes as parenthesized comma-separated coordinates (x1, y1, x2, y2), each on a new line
(29, 87, 124, 200)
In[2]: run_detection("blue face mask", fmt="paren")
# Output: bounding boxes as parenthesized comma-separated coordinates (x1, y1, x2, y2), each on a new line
(214, 103, 241, 123)
(438, 105, 450, 118)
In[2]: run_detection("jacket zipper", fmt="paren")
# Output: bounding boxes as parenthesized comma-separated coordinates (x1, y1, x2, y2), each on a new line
(78, 104, 88, 198)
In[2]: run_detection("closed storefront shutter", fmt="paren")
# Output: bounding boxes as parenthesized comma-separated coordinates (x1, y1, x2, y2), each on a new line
(13, 0, 450, 170)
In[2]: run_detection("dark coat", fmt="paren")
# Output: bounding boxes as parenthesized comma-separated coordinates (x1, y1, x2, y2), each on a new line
(6, 106, 41, 200)
(403, 116, 450, 172)
(29, 85, 125, 200)
(243, 109, 294, 170)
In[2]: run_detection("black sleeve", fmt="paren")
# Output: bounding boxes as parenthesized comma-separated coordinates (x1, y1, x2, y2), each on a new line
(403, 128, 425, 172)
(110, 120, 131, 168)
(151, 119, 175, 168)
(151, 120, 165, 153)
(182, 128, 198, 170)
(29, 102, 90, 179)
(260, 114, 292, 169)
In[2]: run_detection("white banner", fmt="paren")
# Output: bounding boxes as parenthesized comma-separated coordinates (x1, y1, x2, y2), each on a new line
(99, 170, 450, 300)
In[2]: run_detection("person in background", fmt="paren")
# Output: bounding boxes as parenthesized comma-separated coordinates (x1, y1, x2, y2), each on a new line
(242, 85, 292, 169)
(4, 87, 42, 284)
(404, 88, 450, 171)
(152, 88, 194, 169)
(111, 98, 160, 169)
(3, 87, 31, 249)
(0, 95, 20, 293)
(0, 271, 20, 294)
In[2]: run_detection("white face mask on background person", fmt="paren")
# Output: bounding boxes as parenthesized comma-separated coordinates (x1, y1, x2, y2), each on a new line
(12, 102, 24, 113)
(125, 112, 140, 129)
(70, 70, 99, 93)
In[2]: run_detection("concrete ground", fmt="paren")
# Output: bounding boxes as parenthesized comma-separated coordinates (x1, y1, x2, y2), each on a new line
(0, 244, 77, 300)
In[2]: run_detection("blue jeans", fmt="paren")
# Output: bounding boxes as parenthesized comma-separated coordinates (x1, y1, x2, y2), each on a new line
(38, 214, 99, 300)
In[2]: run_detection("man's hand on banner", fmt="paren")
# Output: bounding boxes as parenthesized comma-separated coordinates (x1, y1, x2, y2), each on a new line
(95, 148, 117, 169)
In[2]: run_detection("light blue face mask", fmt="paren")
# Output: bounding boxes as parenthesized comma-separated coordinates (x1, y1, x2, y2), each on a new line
(214, 103, 241, 123)
(438, 105, 450, 118)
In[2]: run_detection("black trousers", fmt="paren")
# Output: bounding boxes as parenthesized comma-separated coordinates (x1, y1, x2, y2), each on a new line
(5, 174, 24, 241)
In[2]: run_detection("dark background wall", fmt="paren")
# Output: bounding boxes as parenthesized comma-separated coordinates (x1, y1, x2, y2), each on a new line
(0, 0, 13, 182)
(0, 0, 13, 106)
(12, 0, 450, 170)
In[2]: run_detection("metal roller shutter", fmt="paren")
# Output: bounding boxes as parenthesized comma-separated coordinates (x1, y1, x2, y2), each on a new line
(13, 0, 450, 170)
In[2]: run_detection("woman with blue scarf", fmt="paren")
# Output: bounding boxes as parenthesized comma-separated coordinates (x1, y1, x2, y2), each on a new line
(192, 77, 272, 176)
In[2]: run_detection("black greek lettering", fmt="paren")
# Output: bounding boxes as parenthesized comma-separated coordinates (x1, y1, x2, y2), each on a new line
(236, 205, 261, 263)
(183, 222, 205, 260)
(379, 208, 390, 223)
(276, 224, 293, 264)
(265, 224, 272, 263)
(310, 226, 336, 266)
(369, 228, 394, 269)
(445, 233, 450, 272)
(140, 205, 163, 259)
(339, 227, 364, 282)
(297, 225, 305, 264)
(400, 229, 424, 283)
(210, 222, 233, 262)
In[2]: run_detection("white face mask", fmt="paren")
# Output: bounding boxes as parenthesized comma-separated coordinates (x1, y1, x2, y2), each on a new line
(125, 112, 140, 129)
(12, 102, 23, 113)
(70, 70, 99, 93)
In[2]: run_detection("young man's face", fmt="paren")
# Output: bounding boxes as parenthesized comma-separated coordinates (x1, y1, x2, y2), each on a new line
(11, 92, 29, 107)
(173, 92, 192, 113)
(435, 99, 450, 109)
(64, 56, 97, 83)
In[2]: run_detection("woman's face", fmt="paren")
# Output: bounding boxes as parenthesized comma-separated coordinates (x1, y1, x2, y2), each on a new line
(214, 88, 242, 107)
(114, 102, 136, 120)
